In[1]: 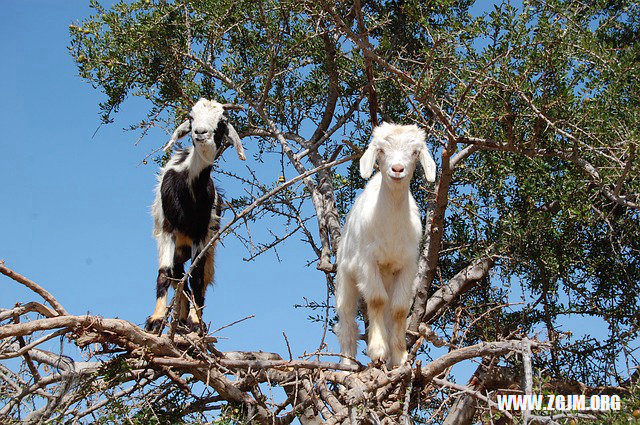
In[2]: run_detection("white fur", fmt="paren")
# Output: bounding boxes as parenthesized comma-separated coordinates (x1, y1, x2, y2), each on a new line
(335, 122, 436, 367)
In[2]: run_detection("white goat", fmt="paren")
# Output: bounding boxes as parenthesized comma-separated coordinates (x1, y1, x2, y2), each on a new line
(146, 98, 246, 333)
(335, 123, 436, 367)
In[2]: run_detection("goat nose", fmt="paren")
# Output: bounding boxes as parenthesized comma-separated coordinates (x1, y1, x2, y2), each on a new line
(194, 127, 207, 135)
(392, 164, 404, 173)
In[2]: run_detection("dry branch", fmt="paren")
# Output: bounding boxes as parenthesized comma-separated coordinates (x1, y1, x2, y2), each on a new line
(0, 261, 68, 316)
(1, 263, 557, 424)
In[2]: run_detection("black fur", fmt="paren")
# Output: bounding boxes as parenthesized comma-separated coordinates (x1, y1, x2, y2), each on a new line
(174, 245, 190, 264)
(145, 318, 163, 333)
(147, 155, 223, 335)
(187, 251, 207, 333)
(156, 267, 171, 298)
(160, 166, 218, 243)
(213, 120, 228, 149)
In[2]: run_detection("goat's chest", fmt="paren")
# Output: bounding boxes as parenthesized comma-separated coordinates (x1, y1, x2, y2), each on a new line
(375, 239, 416, 271)
(373, 209, 420, 240)
(161, 168, 218, 242)
(369, 209, 421, 264)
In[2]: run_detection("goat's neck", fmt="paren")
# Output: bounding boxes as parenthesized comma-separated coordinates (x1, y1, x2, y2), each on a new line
(188, 147, 214, 182)
(379, 177, 411, 208)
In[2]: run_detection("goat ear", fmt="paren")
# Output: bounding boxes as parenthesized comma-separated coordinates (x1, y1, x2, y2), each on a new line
(419, 145, 437, 182)
(163, 120, 191, 152)
(225, 122, 246, 161)
(359, 144, 377, 179)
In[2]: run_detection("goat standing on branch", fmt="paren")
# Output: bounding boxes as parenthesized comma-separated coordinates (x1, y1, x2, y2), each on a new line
(335, 123, 436, 368)
(145, 98, 246, 334)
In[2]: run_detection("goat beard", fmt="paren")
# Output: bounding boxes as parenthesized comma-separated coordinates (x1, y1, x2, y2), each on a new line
(194, 143, 217, 164)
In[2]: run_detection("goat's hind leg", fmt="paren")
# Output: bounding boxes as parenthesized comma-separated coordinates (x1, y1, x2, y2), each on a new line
(171, 259, 188, 330)
(185, 244, 208, 334)
(194, 247, 215, 334)
(170, 245, 191, 332)
(335, 268, 359, 365)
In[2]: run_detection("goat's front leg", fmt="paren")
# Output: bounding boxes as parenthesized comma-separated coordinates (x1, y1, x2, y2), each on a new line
(146, 233, 176, 333)
(387, 266, 415, 367)
(359, 263, 388, 365)
(185, 244, 206, 333)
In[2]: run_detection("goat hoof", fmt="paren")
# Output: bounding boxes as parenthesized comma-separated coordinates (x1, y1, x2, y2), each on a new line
(176, 319, 198, 334)
(186, 318, 205, 335)
(340, 357, 357, 366)
(389, 350, 409, 368)
(370, 358, 386, 369)
(367, 340, 388, 365)
(145, 318, 163, 334)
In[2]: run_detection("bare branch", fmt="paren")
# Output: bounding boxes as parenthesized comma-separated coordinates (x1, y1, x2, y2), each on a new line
(0, 261, 68, 316)
(410, 256, 495, 336)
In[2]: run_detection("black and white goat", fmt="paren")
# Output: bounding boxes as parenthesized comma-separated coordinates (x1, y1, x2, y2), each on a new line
(145, 98, 246, 333)
(335, 123, 436, 367)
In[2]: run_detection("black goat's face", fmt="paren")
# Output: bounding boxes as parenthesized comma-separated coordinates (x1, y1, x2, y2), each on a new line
(189, 99, 227, 164)
(165, 98, 246, 162)
(165, 98, 246, 163)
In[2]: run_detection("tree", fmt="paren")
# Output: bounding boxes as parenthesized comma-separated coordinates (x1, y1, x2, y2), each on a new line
(2, 0, 639, 423)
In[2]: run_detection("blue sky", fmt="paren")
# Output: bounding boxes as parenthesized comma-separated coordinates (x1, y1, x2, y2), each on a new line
(0, 1, 329, 360)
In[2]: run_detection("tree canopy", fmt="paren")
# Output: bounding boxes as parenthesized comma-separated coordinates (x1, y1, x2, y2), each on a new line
(2, 0, 639, 423)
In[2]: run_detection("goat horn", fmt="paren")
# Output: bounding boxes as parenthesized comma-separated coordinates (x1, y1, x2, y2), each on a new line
(221, 103, 244, 111)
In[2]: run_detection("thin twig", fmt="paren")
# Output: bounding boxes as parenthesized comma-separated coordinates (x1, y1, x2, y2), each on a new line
(210, 315, 255, 334)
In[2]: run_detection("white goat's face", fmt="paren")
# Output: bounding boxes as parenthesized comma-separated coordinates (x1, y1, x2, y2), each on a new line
(189, 99, 226, 163)
(360, 123, 437, 183)
(376, 138, 422, 182)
